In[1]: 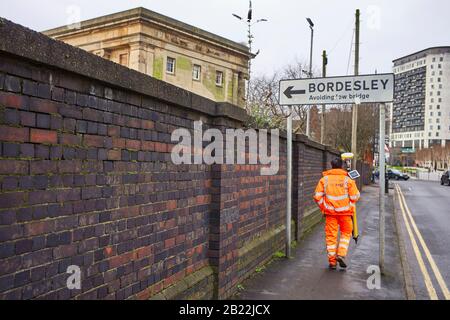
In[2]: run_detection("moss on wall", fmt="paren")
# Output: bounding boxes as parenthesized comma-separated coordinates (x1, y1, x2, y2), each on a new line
(153, 56, 163, 80)
(203, 67, 225, 101)
(177, 56, 192, 72)
(227, 78, 234, 101)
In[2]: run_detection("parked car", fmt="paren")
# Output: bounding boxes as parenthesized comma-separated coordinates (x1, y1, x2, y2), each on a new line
(387, 169, 410, 180)
(441, 171, 450, 186)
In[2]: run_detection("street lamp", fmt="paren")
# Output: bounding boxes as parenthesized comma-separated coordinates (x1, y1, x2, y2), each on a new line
(305, 17, 314, 137)
(306, 18, 314, 77)
(232, 1, 268, 103)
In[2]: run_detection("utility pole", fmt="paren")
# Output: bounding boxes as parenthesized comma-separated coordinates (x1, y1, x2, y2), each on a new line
(320, 50, 327, 144)
(351, 9, 360, 170)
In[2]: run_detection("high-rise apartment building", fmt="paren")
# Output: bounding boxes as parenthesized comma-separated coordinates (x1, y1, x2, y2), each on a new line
(391, 47, 450, 152)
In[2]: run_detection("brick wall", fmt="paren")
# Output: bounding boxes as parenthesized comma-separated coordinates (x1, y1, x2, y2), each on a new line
(0, 18, 346, 300)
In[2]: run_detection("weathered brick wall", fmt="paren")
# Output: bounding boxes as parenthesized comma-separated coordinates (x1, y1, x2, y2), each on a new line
(0, 19, 347, 300)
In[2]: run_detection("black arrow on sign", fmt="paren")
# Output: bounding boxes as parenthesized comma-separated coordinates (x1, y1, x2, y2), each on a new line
(283, 86, 306, 98)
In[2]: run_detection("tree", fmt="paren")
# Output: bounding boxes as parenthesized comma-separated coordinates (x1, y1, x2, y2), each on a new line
(416, 145, 450, 170)
(321, 104, 378, 159)
(246, 59, 319, 133)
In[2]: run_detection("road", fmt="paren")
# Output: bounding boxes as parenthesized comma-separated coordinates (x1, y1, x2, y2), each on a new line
(394, 179, 450, 300)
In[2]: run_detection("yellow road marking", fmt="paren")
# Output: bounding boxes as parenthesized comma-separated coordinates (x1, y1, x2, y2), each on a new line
(395, 184, 438, 300)
(396, 184, 450, 300)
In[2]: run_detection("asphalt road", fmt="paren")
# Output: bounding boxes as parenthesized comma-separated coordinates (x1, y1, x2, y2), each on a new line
(394, 179, 450, 300)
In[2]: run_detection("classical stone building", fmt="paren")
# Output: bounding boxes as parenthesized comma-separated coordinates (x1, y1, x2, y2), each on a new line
(43, 7, 252, 107)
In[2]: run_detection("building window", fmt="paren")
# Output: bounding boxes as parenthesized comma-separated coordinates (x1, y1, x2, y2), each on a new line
(440, 57, 444, 62)
(215, 71, 223, 86)
(119, 53, 129, 67)
(438, 64, 442, 68)
(192, 64, 201, 81)
(436, 132, 439, 137)
(432, 57, 436, 62)
(166, 57, 176, 74)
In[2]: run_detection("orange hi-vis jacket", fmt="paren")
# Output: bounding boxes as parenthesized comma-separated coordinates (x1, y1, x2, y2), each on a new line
(313, 169, 360, 215)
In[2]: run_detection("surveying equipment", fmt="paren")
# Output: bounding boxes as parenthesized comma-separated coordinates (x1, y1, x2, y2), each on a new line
(341, 152, 359, 243)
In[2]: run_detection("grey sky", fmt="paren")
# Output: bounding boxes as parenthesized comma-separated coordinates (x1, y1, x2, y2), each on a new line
(1, 0, 449, 78)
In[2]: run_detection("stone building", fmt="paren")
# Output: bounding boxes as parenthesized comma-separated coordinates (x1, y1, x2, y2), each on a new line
(43, 7, 252, 107)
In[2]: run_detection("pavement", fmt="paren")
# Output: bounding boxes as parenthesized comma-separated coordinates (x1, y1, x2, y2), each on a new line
(393, 179, 450, 300)
(234, 184, 407, 300)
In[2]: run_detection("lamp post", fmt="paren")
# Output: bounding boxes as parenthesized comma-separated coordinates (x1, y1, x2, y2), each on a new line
(232, 1, 268, 103)
(306, 17, 314, 138)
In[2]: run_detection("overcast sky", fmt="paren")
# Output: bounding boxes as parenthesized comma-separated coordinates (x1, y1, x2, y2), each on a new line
(1, 0, 449, 78)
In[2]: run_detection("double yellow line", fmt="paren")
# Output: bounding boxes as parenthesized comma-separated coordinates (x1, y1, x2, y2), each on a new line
(395, 183, 450, 300)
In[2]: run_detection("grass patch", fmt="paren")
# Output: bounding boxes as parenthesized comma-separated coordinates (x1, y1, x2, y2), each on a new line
(255, 266, 266, 273)
(273, 251, 286, 259)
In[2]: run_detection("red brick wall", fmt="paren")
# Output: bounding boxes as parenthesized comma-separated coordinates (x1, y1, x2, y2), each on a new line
(0, 19, 344, 300)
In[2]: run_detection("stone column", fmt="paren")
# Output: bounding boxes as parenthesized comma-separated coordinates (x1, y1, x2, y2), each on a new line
(129, 42, 148, 75)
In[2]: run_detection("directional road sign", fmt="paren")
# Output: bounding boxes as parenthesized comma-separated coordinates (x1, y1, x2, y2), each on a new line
(279, 73, 394, 105)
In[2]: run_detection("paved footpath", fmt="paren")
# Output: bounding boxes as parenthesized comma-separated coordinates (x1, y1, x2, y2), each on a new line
(234, 184, 407, 300)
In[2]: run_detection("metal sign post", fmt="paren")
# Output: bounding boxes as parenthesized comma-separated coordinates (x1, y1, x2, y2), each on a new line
(379, 103, 386, 274)
(279, 73, 394, 263)
(286, 109, 292, 258)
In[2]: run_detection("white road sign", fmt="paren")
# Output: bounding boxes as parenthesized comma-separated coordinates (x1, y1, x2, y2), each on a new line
(279, 73, 394, 105)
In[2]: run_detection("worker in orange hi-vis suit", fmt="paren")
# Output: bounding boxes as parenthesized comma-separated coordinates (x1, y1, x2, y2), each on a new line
(313, 157, 360, 270)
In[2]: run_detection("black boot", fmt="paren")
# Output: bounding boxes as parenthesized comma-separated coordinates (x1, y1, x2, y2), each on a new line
(337, 256, 347, 268)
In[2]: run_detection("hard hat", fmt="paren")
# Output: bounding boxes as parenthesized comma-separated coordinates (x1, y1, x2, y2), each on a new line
(341, 152, 354, 160)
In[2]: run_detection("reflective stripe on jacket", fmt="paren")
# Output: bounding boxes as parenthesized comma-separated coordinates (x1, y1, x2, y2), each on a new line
(313, 168, 360, 215)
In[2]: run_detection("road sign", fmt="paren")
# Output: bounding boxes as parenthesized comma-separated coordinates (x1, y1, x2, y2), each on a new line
(279, 73, 394, 105)
(401, 147, 415, 153)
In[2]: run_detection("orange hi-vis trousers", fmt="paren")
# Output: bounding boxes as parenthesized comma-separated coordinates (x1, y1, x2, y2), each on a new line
(325, 215, 353, 265)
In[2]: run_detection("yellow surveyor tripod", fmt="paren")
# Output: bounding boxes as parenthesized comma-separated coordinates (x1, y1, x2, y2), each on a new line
(341, 152, 359, 244)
